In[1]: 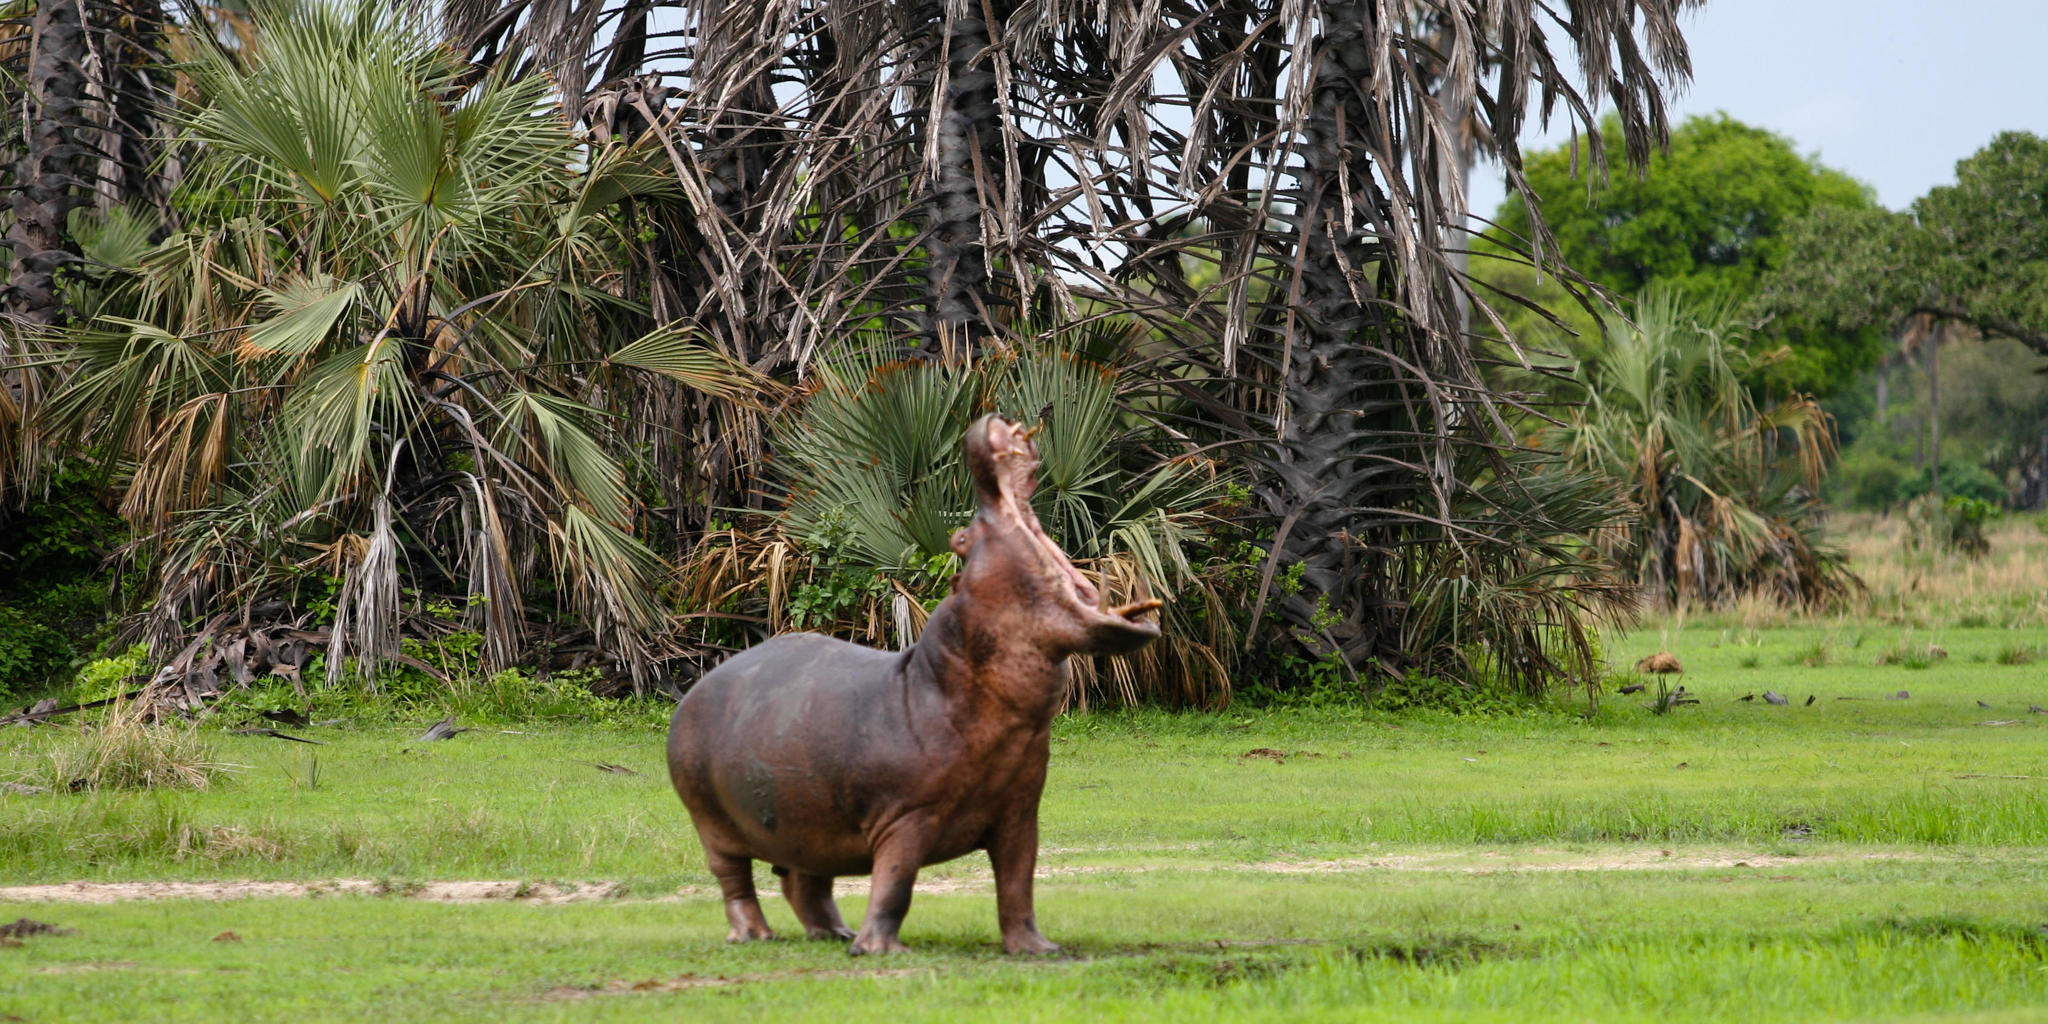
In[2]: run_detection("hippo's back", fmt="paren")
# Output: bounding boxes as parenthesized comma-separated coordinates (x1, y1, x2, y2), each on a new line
(666, 633, 904, 796)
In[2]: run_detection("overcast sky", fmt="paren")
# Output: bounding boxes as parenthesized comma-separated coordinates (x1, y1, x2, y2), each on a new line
(1466, 0, 2048, 220)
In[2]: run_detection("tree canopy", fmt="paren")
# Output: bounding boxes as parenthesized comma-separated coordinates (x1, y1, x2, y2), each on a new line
(1485, 113, 1881, 394)
(1769, 131, 2048, 361)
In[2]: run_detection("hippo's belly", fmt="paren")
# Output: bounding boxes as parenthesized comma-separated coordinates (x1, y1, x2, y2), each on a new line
(667, 634, 981, 874)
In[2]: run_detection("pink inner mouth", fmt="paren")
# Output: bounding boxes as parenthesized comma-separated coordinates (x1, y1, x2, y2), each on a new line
(982, 419, 1161, 622)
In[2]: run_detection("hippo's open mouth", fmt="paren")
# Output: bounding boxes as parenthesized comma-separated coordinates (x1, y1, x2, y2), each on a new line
(976, 417, 1164, 625)
(970, 413, 1163, 622)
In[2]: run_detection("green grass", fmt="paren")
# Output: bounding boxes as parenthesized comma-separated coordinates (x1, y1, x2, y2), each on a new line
(7, 864, 2048, 1022)
(6, 622, 2048, 1020)
(3, 626, 2046, 881)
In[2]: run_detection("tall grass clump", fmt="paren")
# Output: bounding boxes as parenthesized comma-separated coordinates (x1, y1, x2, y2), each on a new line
(1841, 513, 2048, 629)
(31, 700, 233, 792)
(1996, 644, 2039, 666)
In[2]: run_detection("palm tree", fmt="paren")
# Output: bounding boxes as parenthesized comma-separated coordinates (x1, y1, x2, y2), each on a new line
(4, 0, 92, 329)
(1555, 289, 1856, 607)
(2, 0, 171, 501)
(1056, 0, 1698, 680)
(43, 0, 761, 693)
(13, 0, 1710, 701)
(319, 0, 1710, 692)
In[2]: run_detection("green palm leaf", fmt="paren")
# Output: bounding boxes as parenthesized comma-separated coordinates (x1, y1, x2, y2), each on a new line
(245, 277, 364, 357)
(607, 326, 769, 403)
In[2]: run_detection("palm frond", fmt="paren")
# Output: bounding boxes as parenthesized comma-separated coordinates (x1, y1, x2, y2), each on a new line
(608, 325, 773, 404)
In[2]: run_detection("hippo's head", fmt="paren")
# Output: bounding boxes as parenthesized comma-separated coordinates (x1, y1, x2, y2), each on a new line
(947, 414, 1163, 657)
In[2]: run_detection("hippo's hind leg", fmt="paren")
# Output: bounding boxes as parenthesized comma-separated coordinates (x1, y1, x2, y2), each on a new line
(707, 849, 775, 942)
(776, 868, 855, 940)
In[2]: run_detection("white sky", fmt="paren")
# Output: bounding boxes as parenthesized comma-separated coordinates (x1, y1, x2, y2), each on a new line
(1466, 0, 2048, 219)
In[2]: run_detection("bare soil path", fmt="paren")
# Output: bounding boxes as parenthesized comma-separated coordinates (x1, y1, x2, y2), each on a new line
(0, 847, 1953, 903)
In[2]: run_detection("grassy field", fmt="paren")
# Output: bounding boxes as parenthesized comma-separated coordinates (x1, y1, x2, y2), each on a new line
(4, 520, 2048, 1021)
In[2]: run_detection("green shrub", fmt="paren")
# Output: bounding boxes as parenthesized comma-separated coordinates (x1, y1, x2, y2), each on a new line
(64, 644, 152, 704)
(1907, 494, 2000, 557)
(1832, 447, 1915, 509)
(0, 607, 73, 699)
(1912, 460, 2008, 505)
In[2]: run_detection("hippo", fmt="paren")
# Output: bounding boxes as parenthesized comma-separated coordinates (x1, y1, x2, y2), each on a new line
(667, 414, 1163, 955)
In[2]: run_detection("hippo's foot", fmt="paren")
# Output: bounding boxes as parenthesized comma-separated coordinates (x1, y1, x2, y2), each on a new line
(780, 870, 854, 942)
(720, 896, 775, 943)
(1002, 931, 1061, 955)
(847, 933, 910, 956)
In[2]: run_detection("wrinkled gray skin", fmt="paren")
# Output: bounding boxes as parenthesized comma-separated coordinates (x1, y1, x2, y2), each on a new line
(667, 415, 1162, 955)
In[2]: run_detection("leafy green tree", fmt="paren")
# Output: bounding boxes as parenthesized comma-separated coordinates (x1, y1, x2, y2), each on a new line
(1829, 336, 2048, 509)
(1770, 132, 2048, 509)
(1771, 132, 2048, 360)
(1488, 114, 1881, 394)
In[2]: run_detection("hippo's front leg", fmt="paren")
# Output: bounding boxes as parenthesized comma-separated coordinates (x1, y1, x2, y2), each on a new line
(848, 828, 928, 955)
(989, 814, 1059, 954)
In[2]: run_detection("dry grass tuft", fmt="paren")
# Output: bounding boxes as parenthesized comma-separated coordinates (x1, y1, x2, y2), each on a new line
(199, 826, 287, 862)
(1678, 514, 2048, 632)
(34, 700, 234, 793)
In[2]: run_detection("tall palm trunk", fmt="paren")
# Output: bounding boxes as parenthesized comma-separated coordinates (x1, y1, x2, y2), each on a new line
(1262, 0, 1423, 674)
(5, 0, 92, 326)
(921, 0, 1008, 355)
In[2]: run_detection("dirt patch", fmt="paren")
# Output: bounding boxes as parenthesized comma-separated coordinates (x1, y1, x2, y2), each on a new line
(1246, 848, 1930, 874)
(540, 968, 924, 1001)
(0, 917, 75, 938)
(872, 848, 1937, 894)
(31, 961, 132, 973)
(0, 848, 1947, 905)
(0, 879, 627, 904)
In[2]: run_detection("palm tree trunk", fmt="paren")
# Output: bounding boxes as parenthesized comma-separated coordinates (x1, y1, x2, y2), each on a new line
(921, 0, 1008, 356)
(5, 0, 93, 326)
(1262, 0, 1417, 676)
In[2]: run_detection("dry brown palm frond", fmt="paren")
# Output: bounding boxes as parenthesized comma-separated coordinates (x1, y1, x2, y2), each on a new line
(1076, 549, 1235, 710)
(458, 473, 524, 674)
(121, 393, 233, 529)
(327, 488, 402, 689)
